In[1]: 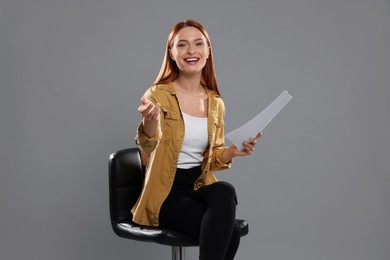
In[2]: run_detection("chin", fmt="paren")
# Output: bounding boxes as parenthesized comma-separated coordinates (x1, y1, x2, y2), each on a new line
(178, 67, 201, 74)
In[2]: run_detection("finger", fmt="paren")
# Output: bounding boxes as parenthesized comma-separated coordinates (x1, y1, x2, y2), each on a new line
(153, 103, 161, 113)
(244, 140, 255, 147)
(244, 145, 254, 153)
(138, 102, 153, 114)
(249, 132, 263, 146)
(139, 96, 153, 110)
(242, 141, 254, 153)
(150, 103, 161, 120)
(145, 102, 162, 121)
(140, 96, 152, 105)
(155, 103, 161, 117)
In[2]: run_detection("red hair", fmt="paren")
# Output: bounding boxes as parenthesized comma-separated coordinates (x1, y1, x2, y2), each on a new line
(154, 19, 220, 96)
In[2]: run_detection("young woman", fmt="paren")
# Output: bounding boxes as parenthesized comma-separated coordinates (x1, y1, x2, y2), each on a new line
(133, 19, 262, 260)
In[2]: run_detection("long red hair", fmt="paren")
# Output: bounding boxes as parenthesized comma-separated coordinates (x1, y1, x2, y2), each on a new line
(154, 19, 220, 96)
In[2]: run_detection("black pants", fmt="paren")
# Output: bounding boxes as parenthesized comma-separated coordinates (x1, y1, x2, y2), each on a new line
(159, 166, 240, 260)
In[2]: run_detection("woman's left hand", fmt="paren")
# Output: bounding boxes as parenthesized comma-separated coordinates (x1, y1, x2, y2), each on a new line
(234, 131, 263, 156)
(222, 132, 262, 163)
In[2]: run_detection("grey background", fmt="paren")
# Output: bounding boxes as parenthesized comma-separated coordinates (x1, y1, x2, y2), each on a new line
(1, 0, 389, 259)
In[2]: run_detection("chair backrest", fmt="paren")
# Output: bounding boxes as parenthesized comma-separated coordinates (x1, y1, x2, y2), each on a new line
(109, 148, 144, 224)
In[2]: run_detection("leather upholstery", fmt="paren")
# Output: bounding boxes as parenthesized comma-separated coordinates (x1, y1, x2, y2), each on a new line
(109, 148, 248, 246)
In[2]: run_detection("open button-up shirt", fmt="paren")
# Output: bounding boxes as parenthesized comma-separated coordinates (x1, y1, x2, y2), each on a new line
(132, 83, 232, 227)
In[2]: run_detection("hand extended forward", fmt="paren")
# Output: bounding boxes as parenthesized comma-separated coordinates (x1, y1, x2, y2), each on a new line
(138, 96, 161, 138)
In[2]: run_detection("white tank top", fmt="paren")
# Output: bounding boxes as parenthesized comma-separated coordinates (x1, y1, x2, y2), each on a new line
(177, 112, 209, 169)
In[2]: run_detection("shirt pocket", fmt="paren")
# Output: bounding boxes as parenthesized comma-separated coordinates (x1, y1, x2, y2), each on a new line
(212, 115, 224, 143)
(160, 106, 180, 145)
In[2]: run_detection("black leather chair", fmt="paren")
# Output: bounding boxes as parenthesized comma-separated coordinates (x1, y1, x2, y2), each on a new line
(109, 148, 249, 260)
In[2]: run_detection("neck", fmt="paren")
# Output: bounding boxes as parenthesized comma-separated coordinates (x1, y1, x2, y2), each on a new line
(174, 73, 203, 95)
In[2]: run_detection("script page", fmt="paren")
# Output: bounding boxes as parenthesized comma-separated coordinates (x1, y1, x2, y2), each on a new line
(225, 90, 292, 150)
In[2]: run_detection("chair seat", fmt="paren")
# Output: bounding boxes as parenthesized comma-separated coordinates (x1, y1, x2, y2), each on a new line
(112, 219, 249, 247)
(109, 147, 250, 260)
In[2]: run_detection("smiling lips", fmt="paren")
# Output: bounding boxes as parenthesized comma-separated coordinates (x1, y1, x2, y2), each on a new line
(184, 57, 200, 64)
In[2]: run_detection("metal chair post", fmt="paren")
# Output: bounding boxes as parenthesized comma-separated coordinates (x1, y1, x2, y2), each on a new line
(172, 246, 185, 260)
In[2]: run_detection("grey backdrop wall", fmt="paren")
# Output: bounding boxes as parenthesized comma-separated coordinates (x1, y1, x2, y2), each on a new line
(1, 0, 389, 259)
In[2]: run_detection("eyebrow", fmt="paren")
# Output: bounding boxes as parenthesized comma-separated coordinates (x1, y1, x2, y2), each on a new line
(177, 38, 205, 43)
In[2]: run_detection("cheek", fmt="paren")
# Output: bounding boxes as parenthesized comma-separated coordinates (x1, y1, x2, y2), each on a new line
(204, 48, 210, 59)
(170, 47, 182, 59)
(171, 51, 179, 60)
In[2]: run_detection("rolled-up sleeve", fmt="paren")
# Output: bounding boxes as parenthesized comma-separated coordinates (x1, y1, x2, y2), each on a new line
(135, 121, 162, 154)
(208, 99, 232, 171)
(209, 147, 232, 171)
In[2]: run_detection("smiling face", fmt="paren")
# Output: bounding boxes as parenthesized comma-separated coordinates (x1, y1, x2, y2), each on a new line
(169, 26, 210, 76)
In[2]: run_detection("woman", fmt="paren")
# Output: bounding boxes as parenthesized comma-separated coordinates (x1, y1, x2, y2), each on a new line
(133, 19, 262, 260)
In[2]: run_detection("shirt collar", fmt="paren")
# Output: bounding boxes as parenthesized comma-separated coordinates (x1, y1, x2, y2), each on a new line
(156, 83, 219, 100)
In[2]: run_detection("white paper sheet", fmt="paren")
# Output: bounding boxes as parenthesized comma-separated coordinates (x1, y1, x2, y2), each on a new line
(225, 90, 292, 150)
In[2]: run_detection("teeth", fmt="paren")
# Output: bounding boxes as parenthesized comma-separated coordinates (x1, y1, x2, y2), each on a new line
(186, 58, 198, 62)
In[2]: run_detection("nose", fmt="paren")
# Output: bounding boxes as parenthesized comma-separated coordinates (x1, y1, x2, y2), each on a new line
(187, 44, 196, 55)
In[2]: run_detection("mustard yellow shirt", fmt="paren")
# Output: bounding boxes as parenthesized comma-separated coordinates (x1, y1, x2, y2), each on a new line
(131, 83, 232, 227)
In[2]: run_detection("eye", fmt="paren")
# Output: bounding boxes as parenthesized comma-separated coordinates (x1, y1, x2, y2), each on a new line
(177, 43, 187, 48)
(196, 42, 204, 46)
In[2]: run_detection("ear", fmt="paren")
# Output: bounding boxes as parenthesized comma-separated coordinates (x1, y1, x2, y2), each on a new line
(169, 49, 175, 61)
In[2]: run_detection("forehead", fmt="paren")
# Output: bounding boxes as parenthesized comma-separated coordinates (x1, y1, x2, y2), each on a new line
(173, 26, 206, 42)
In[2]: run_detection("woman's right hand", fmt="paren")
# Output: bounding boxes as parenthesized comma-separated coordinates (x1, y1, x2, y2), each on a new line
(138, 97, 161, 138)
(138, 96, 161, 122)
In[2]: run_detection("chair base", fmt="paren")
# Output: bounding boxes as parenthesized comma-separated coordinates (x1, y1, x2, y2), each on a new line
(172, 246, 185, 260)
